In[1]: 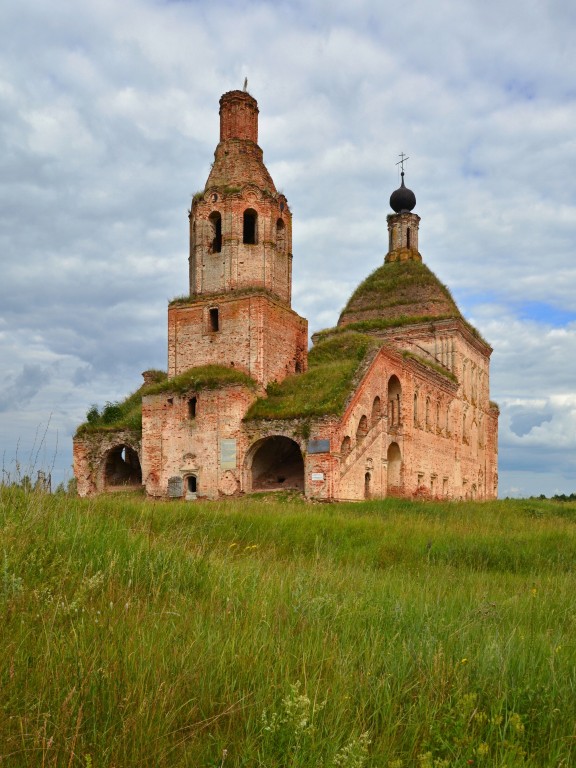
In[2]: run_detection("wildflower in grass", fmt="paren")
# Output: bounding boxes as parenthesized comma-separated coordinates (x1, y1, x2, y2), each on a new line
(509, 712, 524, 735)
(460, 657, 468, 665)
(491, 714, 503, 726)
(332, 731, 370, 768)
(531, 587, 537, 598)
(473, 711, 488, 725)
(476, 742, 489, 757)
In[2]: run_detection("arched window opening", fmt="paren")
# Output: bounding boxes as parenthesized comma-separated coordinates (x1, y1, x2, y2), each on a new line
(406, 227, 411, 248)
(356, 415, 368, 443)
(209, 307, 219, 332)
(188, 397, 197, 419)
(371, 396, 381, 427)
(103, 445, 142, 489)
(341, 436, 351, 457)
(209, 211, 222, 253)
(243, 209, 257, 244)
(276, 218, 286, 252)
(387, 375, 402, 427)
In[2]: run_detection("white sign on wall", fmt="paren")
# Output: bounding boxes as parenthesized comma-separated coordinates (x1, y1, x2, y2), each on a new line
(311, 472, 325, 482)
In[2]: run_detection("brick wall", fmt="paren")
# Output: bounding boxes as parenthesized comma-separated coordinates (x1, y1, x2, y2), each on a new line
(168, 293, 308, 387)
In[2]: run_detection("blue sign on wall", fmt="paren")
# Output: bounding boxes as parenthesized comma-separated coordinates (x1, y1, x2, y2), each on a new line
(308, 439, 330, 454)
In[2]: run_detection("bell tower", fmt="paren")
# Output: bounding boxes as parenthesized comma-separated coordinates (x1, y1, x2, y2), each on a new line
(168, 90, 308, 388)
(189, 90, 293, 304)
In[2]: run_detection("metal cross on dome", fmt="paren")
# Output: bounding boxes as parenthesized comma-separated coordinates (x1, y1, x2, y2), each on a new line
(396, 152, 409, 173)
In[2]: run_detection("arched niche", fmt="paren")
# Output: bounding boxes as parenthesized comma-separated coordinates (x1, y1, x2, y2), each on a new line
(247, 436, 304, 492)
(102, 445, 142, 489)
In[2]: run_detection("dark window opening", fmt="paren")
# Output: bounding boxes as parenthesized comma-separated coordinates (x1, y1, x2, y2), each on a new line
(209, 307, 219, 332)
(406, 227, 411, 248)
(210, 212, 222, 253)
(276, 218, 286, 252)
(188, 397, 197, 419)
(243, 209, 257, 244)
(187, 476, 197, 493)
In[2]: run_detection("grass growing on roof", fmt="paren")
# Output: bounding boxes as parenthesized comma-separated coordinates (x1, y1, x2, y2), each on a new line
(75, 370, 167, 436)
(144, 364, 256, 396)
(76, 366, 256, 436)
(341, 260, 460, 314)
(245, 331, 379, 420)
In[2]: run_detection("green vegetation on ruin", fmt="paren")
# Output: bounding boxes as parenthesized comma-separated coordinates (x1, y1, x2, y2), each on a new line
(145, 364, 256, 396)
(245, 331, 379, 420)
(1, 487, 576, 766)
(402, 350, 459, 383)
(75, 370, 167, 437)
(169, 286, 283, 306)
(75, 366, 255, 437)
(339, 260, 461, 320)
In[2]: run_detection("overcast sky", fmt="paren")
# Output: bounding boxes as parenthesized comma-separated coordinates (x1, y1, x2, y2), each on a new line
(1, 0, 575, 496)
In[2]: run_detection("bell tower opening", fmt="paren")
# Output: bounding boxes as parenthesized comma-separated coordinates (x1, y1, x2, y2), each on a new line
(243, 209, 257, 244)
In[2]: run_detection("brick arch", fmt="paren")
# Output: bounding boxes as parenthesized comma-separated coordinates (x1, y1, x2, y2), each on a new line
(356, 414, 369, 443)
(388, 374, 402, 426)
(245, 435, 304, 492)
(100, 444, 142, 491)
(387, 442, 402, 492)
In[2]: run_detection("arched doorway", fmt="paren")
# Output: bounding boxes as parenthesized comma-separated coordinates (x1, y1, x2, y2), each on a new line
(387, 442, 402, 493)
(103, 445, 142, 489)
(248, 436, 304, 492)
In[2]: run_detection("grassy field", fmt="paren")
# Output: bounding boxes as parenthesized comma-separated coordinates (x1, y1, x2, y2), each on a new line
(1, 488, 576, 767)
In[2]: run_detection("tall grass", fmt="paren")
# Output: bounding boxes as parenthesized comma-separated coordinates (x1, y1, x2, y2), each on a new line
(1, 488, 575, 766)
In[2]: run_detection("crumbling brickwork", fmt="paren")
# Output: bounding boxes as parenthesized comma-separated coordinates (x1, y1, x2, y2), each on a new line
(73, 89, 498, 503)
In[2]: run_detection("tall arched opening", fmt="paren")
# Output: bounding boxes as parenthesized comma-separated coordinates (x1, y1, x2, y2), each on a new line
(103, 445, 142, 490)
(388, 375, 402, 426)
(387, 442, 402, 494)
(248, 436, 304, 492)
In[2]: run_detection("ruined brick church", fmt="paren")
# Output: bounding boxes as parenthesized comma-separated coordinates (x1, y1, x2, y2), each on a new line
(74, 90, 499, 501)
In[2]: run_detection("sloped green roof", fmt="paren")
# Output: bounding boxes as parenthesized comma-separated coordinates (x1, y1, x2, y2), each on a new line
(75, 366, 256, 437)
(245, 332, 379, 421)
(338, 260, 462, 330)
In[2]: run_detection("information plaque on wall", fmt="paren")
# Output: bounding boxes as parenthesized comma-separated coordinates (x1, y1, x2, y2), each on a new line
(220, 439, 237, 470)
(307, 439, 330, 454)
(168, 476, 183, 498)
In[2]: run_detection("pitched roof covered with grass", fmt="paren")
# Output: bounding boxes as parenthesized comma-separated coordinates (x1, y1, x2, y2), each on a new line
(338, 260, 463, 330)
(76, 366, 256, 437)
(245, 332, 380, 420)
(75, 370, 168, 437)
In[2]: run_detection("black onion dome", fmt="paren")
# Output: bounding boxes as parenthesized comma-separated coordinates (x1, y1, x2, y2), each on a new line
(389, 172, 416, 213)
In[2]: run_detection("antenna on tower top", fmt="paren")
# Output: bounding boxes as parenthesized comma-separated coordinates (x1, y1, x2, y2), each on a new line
(243, 77, 248, 92)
